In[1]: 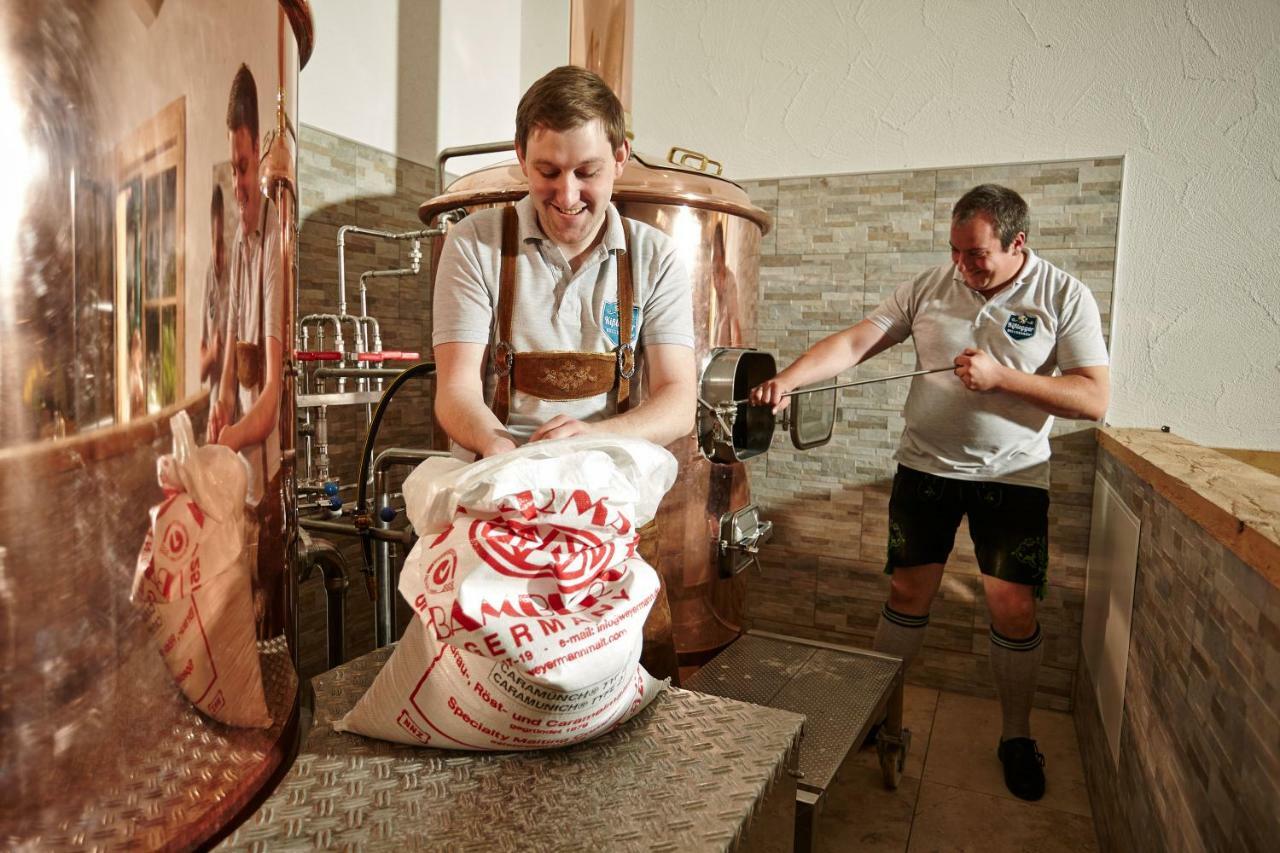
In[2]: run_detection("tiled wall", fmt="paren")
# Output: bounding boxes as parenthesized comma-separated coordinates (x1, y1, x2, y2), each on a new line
(738, 158, 1122, 710)
(1075, 445, 1280, 851)
(295, 125, 438, 681)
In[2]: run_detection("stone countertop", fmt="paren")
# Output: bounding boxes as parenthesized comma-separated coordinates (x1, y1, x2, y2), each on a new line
(1097, 427, 1280, 588)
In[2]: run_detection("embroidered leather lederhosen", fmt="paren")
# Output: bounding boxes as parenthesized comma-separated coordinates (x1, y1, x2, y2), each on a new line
(488, 206, 680, 685)
(489, 206, 636, 422)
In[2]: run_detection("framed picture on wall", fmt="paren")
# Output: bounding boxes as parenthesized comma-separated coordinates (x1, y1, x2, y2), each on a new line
(113, 97, 185, 422)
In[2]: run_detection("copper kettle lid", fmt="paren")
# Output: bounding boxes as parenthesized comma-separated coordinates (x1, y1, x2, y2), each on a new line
(418, 148, 772, 235)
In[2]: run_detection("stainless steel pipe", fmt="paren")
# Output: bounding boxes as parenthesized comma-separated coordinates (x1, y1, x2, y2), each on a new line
(371, 447, 449, 646)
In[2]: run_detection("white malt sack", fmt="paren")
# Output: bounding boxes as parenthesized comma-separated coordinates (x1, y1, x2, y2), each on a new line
(132, 412, 271, 728)
(337, 436, 676, 749)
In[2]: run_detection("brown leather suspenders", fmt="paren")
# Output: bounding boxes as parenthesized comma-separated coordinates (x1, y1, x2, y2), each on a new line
(491, 206, 520, 424)
(490, 205, 637, 423)
(615, 221, 635, 413)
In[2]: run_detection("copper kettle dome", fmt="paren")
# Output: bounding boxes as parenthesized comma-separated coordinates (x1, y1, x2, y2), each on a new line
(419, 148, 772, 234)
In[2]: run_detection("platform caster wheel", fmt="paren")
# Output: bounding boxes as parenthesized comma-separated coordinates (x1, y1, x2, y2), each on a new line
(876, 727, 912, 789)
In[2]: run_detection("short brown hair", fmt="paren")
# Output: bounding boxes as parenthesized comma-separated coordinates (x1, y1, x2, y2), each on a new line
(515, 65, 626, 152)
(952, 184, 1029, 249)
(226, 63, 259, 142)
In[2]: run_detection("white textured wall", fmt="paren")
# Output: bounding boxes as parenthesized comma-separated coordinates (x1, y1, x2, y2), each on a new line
(301, 0, 438, 166)
(437, 0, 523, 173)
(629, 0, 1280, 449)
(520, 0, 570, 89)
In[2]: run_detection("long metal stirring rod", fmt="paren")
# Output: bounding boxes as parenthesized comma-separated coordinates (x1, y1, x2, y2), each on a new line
(733, 366, 954, 406)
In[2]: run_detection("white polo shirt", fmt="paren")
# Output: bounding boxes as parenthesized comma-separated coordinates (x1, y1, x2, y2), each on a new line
(433, 195, 694, 442)
(866, 249, 1108, 489)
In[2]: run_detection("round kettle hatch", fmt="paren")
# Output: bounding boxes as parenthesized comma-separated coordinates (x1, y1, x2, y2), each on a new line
(697, 347, 840, 464)
(698, 348, 777, 464)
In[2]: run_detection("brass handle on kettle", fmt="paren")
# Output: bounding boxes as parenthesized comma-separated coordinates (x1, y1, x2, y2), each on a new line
(668, 146, 723, 176)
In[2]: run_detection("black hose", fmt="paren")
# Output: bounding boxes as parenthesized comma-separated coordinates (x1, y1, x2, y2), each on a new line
(354, 360, 436, 579)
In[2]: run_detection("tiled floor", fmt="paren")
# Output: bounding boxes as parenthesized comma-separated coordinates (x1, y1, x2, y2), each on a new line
(815, 687, 1099, 852)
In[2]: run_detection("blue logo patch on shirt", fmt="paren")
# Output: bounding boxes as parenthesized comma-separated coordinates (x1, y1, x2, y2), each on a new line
(1004, 313, 1038, 341)
(603, 302, 642, 346)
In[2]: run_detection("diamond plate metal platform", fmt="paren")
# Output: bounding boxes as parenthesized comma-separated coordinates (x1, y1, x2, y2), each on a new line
(219, 645, 805, 852)
(10, 636, 299, 852)
(684, 631, 906, 852)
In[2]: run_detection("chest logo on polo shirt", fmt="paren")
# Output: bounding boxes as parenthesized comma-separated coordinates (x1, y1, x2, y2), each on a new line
(1004, 313, 1038, 341)
(602, 302, 642, 346)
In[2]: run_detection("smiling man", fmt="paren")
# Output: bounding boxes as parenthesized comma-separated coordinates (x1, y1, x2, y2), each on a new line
(751, 184, 1110, 801)
(208, 63, 286, 640)
(431, 65, 695, 681)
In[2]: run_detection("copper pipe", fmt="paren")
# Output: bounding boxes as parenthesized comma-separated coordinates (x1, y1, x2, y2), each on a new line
(569, 0, 634, 134)
(279, 0, 316, 69)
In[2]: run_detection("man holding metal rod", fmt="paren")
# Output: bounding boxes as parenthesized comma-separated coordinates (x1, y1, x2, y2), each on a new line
(750, 184, 1109, 801)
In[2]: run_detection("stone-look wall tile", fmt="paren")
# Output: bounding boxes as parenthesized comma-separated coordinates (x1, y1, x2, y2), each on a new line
(746, 545, 817, 627)
(295, 125, 437, 682)
(741, 179, 779, 257)
(299, 126, 359, 226)
(813, 556, 887, 639)
(1076, 446, 1280, 853)
(861, 250, 947, 313)
(757, 252, 864, 333)
(932, 158, 1123, 251)
(775, 171, 936, 256)
(924, 572, 981, 653)
(858, 481, 892, 565)
(747, 157, 1118, 711)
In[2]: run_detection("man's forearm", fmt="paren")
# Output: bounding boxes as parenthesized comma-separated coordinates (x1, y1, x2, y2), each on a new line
(435, 387, 515, 455)
(998, 370, 1108, 420)
(776, 320, 896, 389)
(216, 353, 236, 410)
(225, 376, 281, 450)
(594, 379, 694, 446)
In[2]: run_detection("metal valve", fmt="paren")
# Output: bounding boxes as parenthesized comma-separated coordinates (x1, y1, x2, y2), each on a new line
(718, 503, 773, 577)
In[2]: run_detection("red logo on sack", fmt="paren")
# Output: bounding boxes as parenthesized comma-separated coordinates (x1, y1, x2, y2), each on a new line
(469, 518, 617, 594)
(429, 550, 458, 592)
(160, 519, 193, 563)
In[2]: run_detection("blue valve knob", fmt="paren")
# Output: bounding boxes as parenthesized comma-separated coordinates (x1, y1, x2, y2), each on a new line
(322, 481, 339, 496)
(328, 496, 343, 511)
(379, 505, 397, 523)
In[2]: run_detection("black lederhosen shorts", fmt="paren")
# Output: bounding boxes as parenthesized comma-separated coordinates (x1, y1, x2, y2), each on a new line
(885, 465, 1049, 598)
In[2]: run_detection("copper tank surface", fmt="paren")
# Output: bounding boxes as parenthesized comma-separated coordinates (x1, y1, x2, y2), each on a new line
(420, 154, 770, 659)
(0, 1, 311, 847)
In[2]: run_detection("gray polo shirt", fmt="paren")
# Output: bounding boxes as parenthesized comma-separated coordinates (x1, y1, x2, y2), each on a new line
(433, 195, 694, 441)
(866, 249, 1108, 489)
(224, 201, 283, 504)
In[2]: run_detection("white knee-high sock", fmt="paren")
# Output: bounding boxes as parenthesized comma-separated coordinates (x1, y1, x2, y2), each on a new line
(872, 604, 929, 669)
(989, 623, 1043, 741)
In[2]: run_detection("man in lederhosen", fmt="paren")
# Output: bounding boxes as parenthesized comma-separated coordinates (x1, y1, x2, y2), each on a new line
(432, 65, 695, 682)
(209, 63, 287, 639)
